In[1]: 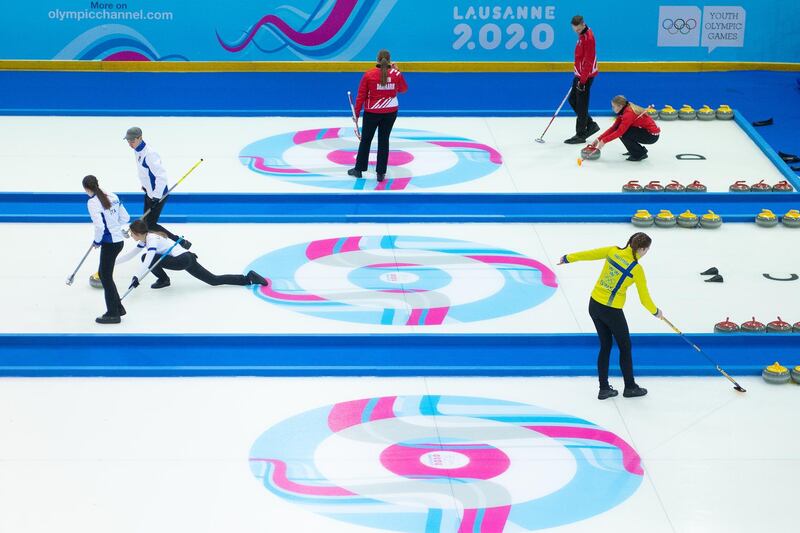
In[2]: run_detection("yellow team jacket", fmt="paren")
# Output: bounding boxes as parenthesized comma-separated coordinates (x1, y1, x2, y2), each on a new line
(565, 245, 658, 315)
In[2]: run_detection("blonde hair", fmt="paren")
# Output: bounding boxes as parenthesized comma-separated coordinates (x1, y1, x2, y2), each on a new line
(377, 49, 391, 85)
(612, 95, 646, 115)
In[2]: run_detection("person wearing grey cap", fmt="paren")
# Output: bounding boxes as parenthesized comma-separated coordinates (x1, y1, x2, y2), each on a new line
(124, 126, 191, 249)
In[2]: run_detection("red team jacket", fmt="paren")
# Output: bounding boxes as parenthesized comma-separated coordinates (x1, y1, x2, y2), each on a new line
(354, 65, 408, 118)
(599, 105, 661, 143)
(574, 27, 598, 85)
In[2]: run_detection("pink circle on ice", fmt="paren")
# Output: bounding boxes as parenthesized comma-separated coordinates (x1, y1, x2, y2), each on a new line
(327, 149, 415, 167)
(379, 443, 510, 480)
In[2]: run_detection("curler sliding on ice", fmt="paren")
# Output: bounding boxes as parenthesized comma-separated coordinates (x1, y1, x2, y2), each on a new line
(118, 220, 269, 301)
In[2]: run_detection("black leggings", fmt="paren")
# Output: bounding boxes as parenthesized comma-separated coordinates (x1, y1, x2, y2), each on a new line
(151, 253, 248, 286)
(355, 111, 398, 174)
(99, 241, 124, 316)
(588, 298, 636, 389)
(568, 76, 597, 137)
(620, 128, 659, 158)
(143, 195, 179, 242)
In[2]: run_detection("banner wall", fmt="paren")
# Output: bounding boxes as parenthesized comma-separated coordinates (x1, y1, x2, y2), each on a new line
(4, 1, 798, 62)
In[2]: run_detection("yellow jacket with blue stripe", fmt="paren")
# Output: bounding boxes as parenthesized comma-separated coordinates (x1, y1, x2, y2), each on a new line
(565, 245, 658, 315)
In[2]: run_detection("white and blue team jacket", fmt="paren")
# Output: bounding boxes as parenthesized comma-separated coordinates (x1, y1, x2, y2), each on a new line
(87, 192, 130, 245)
(133, 141, 169, 199)
(118, 233, 187, 279)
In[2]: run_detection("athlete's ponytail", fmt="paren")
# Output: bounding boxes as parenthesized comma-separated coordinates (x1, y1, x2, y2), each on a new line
(129, 219, 168, 239)
(623, 232, 652, 260)
(377, 49, 391, 85)
(82, 175, 111, 209)
(613, 94, 646, 115)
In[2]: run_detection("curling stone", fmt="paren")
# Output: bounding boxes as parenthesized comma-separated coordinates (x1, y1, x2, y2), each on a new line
(631, 209, 655, 227)
(755, 209, 779, 227)
(665, 180, 686, 192)
(89, 272, 103, 289)
(676, 210, 699, 228)
(580, 145, 601, 161)
(699, 210, 723, 228)
(644, 180, 664, 192)
(714, 317, 739, 333)
(697, 105, 716, 120)
(685, 179, 707, 193)
(716, 105, 734, 120)
(782, 209, 800, 228)
(792, 366, 800, 384)
(646, 107, 659, 120)
(654, 209, 677, 227)
(659, 105, 679, 121)
(622, 180, 643, 192)
(741, 317, 766, 333)
(678, 104, 697, 120)
(794, 321, 800, 333)
(762, 362, 791, 384)
(767, 316, 792, 333)
(750, 179, 772, 192)
(773, 180, 794, 192)
(729, 180, 750, 192)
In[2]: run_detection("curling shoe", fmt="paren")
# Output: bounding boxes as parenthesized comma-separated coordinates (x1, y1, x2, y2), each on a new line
(564, 135, 586, 144)
(347, 168, 363, 178)
(119, 305, 126, 317)
(246, 270, 269, 286)
(95, 313, 121, 324)
(626, 153, 648, 162)
(598, 386, 619, 400)
(151, 278, 171, 289)
(623, 386, 648, 398)
(585, 123, 600, 137)
(377, 174, 386, 182)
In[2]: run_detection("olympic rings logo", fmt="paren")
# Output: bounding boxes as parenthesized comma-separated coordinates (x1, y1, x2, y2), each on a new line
(661, 17, 697, 34)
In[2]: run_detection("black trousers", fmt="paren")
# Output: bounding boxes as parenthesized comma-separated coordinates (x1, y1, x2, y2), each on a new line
(620, 128, 659, 158)
(588, 298, 636, 389)
(355, 111, 398, 174)
(143, 195, 179, 242)
(99, 241, 124, 316)
(151, 252, 248, 286)
(568, 76, 597, 137)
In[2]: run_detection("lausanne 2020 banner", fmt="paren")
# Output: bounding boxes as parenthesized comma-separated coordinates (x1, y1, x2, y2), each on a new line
(4, 1, 798, 62)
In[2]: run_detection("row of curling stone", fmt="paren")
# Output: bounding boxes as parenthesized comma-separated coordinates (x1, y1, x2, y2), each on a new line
(755, 209, 800, 227)
(623, 180, 706, 193)
(729, 179, 794, 192)
(631, 209, 721, 228)
(649, 104, 734, 121)
(714, 316, 800, 333)
(762, 362, 800, 385)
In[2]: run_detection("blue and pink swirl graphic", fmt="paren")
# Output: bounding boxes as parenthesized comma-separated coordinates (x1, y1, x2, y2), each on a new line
(217, 0, 397, 59)
(239, 127, 503, 191)
(250, 395, 644, 532)
(246, 235, 557, 326)
(53, 24, 187, 61)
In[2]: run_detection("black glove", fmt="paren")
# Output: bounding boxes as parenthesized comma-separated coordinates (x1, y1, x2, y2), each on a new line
(129, 276, 140, 289)
(150, 196, 161, 207)
(576, 82, 586, 92)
